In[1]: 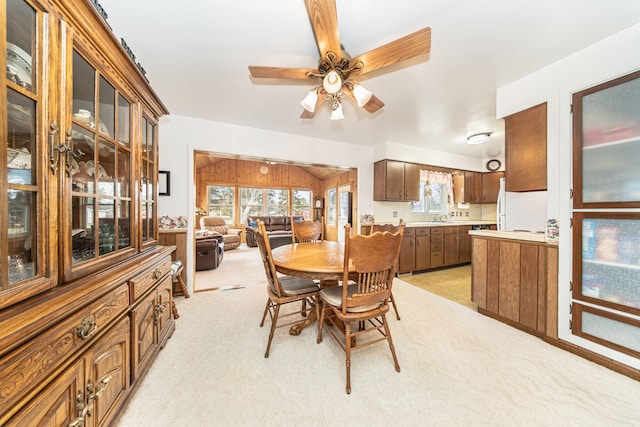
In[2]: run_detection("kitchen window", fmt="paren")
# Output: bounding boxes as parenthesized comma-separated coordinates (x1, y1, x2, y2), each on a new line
(412, 171, 453, 214)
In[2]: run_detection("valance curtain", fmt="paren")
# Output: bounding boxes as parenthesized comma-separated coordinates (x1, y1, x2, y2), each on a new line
(420, 170, 454, 205)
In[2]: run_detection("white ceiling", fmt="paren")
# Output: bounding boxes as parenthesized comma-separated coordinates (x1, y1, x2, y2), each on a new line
(100, 0, 640, 160)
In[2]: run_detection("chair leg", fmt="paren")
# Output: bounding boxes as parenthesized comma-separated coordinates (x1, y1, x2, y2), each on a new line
(390, 291, 401, 320)
(260, 299, 271, 327)
(316, 300, 325, 344)
(345, 320, 352, 394)
(264, 303, 281, 358)
(382, 314, 401, 372)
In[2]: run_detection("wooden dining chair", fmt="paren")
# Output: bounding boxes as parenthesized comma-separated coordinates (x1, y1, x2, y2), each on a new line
(256, 220, 320, 358)
(316, 222, 404, 394)
(371, 219, 404, 320)
(291, 216, 323, 244)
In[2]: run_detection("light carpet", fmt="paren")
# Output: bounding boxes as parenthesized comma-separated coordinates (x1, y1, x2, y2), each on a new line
(117, 259, 640, 426)
(194, 245, 266, 292)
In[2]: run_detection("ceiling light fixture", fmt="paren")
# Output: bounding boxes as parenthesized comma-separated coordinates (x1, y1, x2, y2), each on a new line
(298, 51, 374, 121)
(466, 132, 492, 145)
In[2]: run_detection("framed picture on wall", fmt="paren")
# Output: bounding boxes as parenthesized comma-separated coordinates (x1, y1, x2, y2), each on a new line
(158, 170, 170, 196)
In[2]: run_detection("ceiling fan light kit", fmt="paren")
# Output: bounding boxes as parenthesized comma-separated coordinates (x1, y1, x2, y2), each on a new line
(249, 0, 431, 121)
(301, 89, 319, 112)
(466, 132, 492, 145)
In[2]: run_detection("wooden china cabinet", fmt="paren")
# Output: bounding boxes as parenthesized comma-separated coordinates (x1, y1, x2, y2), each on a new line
(1, 0, 171, 425)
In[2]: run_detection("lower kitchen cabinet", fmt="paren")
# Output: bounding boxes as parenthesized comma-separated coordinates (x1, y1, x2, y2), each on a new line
(415, 228, 431, 270)
(397, 225, 473, 273)
(430, 227, 444, 267)
(398, 228, 416, 273)
(471, 235, 558, 337)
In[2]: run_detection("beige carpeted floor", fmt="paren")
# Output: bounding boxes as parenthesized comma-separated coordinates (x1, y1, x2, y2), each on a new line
(116, 246, 640, 426)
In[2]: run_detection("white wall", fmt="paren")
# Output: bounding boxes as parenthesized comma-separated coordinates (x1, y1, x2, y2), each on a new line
(496, 23, 640, 369)
(157, 114, 376, 293)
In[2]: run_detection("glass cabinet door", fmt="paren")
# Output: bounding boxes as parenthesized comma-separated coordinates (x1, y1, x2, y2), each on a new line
(140, 117, 157, 246)
(67, 49, 133, 276)
(573, 70, 640, 208)
(1, 0, 54, 308)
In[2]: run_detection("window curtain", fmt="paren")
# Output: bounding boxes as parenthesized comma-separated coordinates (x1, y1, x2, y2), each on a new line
(420, 170, 454, 205)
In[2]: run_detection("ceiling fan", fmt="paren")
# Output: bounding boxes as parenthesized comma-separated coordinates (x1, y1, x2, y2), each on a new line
(248, 0, 431, 120)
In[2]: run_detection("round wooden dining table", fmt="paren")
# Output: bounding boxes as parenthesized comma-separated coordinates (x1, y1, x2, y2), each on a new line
(270, 241, 354, 282)
(270, 241, 355, 335)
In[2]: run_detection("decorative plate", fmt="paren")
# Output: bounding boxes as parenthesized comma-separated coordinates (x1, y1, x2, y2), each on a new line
(6, 42, 32, 88)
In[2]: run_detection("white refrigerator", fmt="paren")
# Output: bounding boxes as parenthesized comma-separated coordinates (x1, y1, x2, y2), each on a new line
(496, 178, 547, 232)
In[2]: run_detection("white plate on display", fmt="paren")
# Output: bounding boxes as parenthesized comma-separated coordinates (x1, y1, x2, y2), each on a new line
(6, 42, 32, 88)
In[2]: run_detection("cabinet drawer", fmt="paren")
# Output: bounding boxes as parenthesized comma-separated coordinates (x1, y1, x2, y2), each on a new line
(129, 258, 172, 302)
(415, 227, 430, 236)
(430, 234, 443, 243)
(444, 226, 458, 234)
(0, 284, 129, 413)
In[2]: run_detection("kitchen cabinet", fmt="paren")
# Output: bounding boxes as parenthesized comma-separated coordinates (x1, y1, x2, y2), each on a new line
(458, 226, 472, 263)
(0, 0, 172, 423)
(398, 227, 415, 273)
(414, 227, 431, 270)
(571, 69, 640, 363)
(452, 173, 465, 203)
(463, 171, 483, 203)
(444, 226, 458, 265)
(504, 103, 547, 192)
(462, 171, 503, 203)
(430, 227, 444, 267)
(373, 160, 420, 201)
(481, 172, 504, 203)
(471, 235, 558, 337)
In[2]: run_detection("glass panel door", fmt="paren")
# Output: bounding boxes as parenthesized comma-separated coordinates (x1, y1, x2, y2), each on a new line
(2, 0, 53, 305)
(141, 117, 157, 245)
(69, 49, 133, 269)
(573, 70, 640, 208)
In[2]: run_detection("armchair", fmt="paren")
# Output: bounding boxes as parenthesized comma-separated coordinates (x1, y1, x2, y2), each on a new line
(200, 217, 241, 250)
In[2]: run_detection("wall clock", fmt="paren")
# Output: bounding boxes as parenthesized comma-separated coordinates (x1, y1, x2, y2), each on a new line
(486, 159, 501, 172)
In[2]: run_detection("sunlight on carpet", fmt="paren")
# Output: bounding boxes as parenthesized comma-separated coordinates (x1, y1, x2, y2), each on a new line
(400, 265, 477, 310)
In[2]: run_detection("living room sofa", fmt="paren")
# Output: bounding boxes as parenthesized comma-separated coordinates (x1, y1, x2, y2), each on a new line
(245, 215, 303, 248)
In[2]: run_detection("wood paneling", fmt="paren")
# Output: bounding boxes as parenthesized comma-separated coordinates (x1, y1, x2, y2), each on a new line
(472, 238, 487, 309)
(499, 241, 521, 322)
(520, 244, 539, 330)
(487, 239, 500, 313)
(546, 246, 559, 338)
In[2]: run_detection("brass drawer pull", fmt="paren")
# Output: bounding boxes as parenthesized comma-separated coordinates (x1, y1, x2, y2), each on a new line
(154, 302, 169, 322)
(76, 316, 98, 340)
(153, 269, 163, 279)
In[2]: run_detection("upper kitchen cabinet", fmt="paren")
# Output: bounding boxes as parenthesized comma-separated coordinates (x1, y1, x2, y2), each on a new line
(482, 171, 504, 203)
(505, 103, 547, 192)
(573, 70, 640, 208)
(374, 160, 420, 201)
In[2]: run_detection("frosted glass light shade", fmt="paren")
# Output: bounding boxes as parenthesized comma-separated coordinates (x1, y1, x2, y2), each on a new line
(352, 84, 372, 107)
(323, 70, 342, 94)
(330, 102, 344, 120)
(466, 132, 491, 145)
(300, 90, 318, 112)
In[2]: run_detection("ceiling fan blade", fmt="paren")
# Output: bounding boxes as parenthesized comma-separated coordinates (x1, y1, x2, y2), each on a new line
(248, 66, 317, 80)
(361, 95, 384, 113)
(350, 27, 431, 75)
(343, 86, 384, 113)
(300, 93, 325, 119)
(304, 0, 341, 59)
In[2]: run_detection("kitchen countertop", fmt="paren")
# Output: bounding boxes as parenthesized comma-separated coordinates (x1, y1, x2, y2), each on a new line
(406, 220, 496, 227)
(468, 229, 549, 243)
